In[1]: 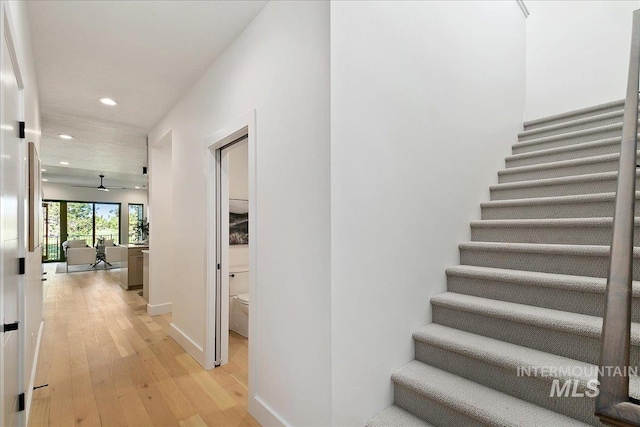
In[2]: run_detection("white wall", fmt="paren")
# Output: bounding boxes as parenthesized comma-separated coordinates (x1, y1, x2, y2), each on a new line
(525, 0, 640, 120)
(148, 132, 173, 314)
(330, 2, 526, 425)
(42, 182, 148, 245)
(4, 0, 43, 422)
(148, 2, 331, 425)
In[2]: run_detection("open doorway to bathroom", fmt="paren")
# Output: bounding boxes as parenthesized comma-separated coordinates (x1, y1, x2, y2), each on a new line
(218, 137, 250, 373)
(205, 112, 255, 412)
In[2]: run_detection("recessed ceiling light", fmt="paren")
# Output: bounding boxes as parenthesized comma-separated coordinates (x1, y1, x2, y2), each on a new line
(134, 186, 140, 189)
(100, 98, 118, 106)
(59, 161, 69, 165)
(42, 178, 48, 182)
(41, 168, 46, 172)
(58, 134, 73, 140)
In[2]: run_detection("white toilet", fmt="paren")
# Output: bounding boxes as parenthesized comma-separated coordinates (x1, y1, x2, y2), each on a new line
(229, 266, 249, 338)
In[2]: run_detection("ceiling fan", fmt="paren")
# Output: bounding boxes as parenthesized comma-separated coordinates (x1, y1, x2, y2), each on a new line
(70, 174, 125, 191)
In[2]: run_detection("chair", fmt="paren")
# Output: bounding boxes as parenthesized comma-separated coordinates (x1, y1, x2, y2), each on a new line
(63, 240, 96, 273)
(104, 240, 122, 268)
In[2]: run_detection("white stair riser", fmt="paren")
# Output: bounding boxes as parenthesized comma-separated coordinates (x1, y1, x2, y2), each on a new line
(470, 223, 640, 245)
(446, 274, 640, 322)
(481, 199, 640, 220)
(505, 140, 622, 168)
(519, 114, 623, 142)
(490, 176, 640, 200)
(498, 156, 637, 184)
(413, 341, 600, 425)
(513, 127, 626, 155)
(524, 103, 625, 131)
(459, 247, 640, 280)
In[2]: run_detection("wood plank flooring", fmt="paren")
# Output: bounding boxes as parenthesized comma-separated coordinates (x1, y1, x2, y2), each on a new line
(29, 263, 258, 427)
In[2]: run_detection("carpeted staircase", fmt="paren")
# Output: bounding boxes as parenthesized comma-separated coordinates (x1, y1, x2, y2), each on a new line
(367, 100, 640, 427)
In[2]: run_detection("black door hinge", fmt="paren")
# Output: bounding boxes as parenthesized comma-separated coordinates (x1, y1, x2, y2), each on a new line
(18, 122, 25, 139)
(217, 263, 221, 270)
(2, 322, 19, 333)
(18, 393, 25, 411)
(18, 257, 25, 275)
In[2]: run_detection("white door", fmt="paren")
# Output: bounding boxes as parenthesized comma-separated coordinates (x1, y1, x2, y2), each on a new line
(1, 28, 24, 427)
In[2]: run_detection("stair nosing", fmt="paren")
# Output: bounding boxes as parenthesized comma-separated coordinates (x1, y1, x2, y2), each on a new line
(480, 192, 640, 207)
(469, 217, 640, 227)
(489, 170, 628, 191)
(413, 324, 598, 385)
(499, 152, 627, 176)
(430, 292, 615, 339)
(518, 110, 623, 138)
(392, 361, 592, 427)
(514, 122, 634, 151)
(507, 136, 622, 162)
(524, 100, 624, 128)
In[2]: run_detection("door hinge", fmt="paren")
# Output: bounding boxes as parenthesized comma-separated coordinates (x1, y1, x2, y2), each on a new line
(2, 321, 19, 333)
(18, 393, 25, 411)
(18, 257, 25, 275)
(18, 121, 25, 139)
(217, 263, 221, 270)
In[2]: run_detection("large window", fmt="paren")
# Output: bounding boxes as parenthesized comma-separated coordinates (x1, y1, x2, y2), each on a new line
(42, 200, 121, 262)
(128, 204, 144, 243)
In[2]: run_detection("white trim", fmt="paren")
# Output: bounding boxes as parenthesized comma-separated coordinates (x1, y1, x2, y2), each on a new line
(146, 302, 172, 316)
(516, 0, 529, 18)
(204, 110, 258, 412)
(169, 323, 205, 367)
(250, 396, 289, 427)
(24, 320, 43, 427)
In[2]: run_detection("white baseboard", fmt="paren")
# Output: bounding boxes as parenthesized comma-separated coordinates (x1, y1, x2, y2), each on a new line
(25, 320, 44, 427)
(147, 302, 172, 316)
(169, 323, 205, 367)
(250, 395, 289, 427)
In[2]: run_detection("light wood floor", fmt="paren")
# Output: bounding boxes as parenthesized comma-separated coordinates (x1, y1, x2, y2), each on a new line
(29, 263, 258, 427)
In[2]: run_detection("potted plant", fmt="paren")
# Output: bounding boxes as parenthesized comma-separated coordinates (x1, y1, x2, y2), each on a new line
(134, 218, 149, 243)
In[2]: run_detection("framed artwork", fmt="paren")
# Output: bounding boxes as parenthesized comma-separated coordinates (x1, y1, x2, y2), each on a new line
(28, 141, 42, 251)
(229, 199, 248, 245)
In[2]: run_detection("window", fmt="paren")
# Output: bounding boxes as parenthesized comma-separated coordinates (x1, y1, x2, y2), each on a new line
(129, 204, 144, 243)
(42, 199, 121, 262)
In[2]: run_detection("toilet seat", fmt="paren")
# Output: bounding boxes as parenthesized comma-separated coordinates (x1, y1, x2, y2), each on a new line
(237, 293, 249, 305)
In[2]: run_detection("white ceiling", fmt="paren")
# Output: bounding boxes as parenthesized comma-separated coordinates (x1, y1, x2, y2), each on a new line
(27, 0, 268, 188)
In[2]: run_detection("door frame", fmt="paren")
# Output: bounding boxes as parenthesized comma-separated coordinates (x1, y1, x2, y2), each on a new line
(0, 2, 26, 426)
(204, 112, 256, 386)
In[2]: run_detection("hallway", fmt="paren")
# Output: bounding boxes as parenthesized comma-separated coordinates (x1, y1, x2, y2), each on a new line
(28, 265, 256, 427)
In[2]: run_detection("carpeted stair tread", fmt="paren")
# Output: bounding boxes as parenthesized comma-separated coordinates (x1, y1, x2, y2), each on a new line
(445, 265, 640, 296)
(490, 170, 629, 191)
(518, 110, 624, 141)
(459, 240, 640, 257)
(392, 361, 590, 427)
(414, 324, 610, 386)
(513, 122, 632, 151)
(366, 406, 434, 427)
(482, 192, 631, 208)
(498, 152, 637, 184)
(470, 217, 640, 228)
(523, 100, 624, 130)
(505, 136, 624, 167)
(430, 292, 640, 342)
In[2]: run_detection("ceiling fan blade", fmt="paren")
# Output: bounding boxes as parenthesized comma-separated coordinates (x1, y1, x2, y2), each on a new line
(68, 184, 99, 188)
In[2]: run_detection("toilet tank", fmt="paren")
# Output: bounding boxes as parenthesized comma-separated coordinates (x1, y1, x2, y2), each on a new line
(229, 266, 249, 296)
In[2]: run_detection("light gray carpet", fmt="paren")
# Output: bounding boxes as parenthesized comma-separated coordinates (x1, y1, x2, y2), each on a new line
(368, 100, 639, 426)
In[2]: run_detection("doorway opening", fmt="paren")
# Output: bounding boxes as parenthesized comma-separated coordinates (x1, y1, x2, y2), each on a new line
(205, 111, 256, 413)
